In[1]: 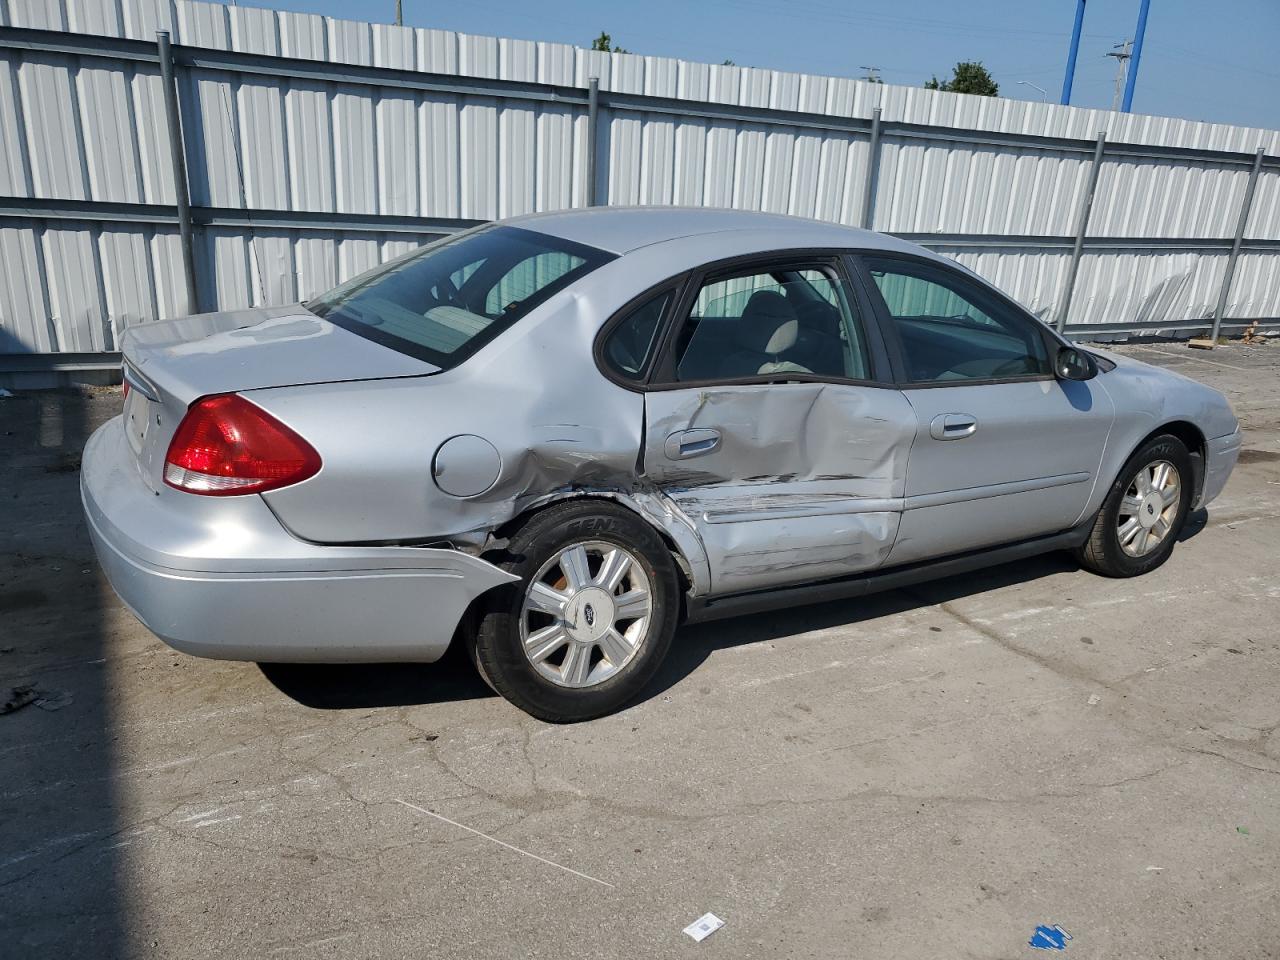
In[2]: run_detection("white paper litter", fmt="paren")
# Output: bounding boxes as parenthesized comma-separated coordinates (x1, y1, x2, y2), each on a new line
(1087, 694, 1101, 705)
(683, 913, 724, 943)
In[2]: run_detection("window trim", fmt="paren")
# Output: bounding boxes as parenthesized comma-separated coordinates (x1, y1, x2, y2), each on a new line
(592, 276, 688, 389)
(849, 251, 1066, 390)
(640, 249, 896, 392)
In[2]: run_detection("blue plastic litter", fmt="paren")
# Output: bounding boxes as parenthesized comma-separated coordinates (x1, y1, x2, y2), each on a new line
(1029, 924, 1072, 950)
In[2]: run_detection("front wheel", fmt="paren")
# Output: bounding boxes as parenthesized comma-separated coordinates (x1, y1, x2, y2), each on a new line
(1075, 434, 1193, 578)
(471, 501, 681, 722)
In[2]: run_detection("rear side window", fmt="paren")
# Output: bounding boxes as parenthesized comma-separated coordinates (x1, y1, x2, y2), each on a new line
(601, 290, 673, 381)
(308, 226, 613, 368)
(671, 264, 871, 383)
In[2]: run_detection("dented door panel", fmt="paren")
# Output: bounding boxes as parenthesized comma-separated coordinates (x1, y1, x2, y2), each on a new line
(642, 382, 917, 594)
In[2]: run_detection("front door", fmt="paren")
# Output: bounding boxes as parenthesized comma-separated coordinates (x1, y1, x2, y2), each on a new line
(856, 254, 1115, 565)
(639, 259, 918, 595)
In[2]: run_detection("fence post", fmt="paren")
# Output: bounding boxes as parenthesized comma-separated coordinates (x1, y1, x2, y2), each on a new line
(1055, 131, 1106, 334)
(586, 77, 600, 207)
(1210, 147, 1265, 345)
(157, 30, 201, 315)
(860, 107, 882, 230)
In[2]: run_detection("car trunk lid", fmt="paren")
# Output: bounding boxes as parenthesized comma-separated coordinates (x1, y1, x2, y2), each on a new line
(120, 305, 439, 491)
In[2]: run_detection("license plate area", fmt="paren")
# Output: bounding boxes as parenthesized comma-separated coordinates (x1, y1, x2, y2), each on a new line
(124, 385, 151, 458)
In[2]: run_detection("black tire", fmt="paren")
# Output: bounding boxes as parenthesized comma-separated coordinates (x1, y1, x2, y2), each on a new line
(471, 501, 681, 722)
(1075, 434, 1194, 578)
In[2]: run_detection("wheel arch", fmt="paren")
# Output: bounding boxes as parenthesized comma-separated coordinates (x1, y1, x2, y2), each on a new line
(486, 490, 711, 601)
(1133, 420, 1207, 506)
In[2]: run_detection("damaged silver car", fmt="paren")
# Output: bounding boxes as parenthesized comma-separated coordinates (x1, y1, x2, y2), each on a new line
(82, 208, 1241, 721)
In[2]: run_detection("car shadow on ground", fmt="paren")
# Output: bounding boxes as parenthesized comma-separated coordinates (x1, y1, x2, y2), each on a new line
(635, 509, 1210, 709)
(258, 636, 497, 709)
(260, 509, 1211, 714)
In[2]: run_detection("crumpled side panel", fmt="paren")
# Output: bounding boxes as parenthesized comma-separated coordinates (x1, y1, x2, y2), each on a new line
(642, 381, 917, 595)
(252, 280, 716, 593)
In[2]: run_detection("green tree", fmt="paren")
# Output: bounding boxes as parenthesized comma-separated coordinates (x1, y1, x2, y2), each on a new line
(925, 61, 999, 96)
(591, 31, 629, 53)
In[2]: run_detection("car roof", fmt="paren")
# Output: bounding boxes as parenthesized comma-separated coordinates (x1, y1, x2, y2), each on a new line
(505, 206, 931, 259)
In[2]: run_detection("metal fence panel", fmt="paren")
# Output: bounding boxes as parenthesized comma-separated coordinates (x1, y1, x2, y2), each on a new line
(1, 0, 1278, 374)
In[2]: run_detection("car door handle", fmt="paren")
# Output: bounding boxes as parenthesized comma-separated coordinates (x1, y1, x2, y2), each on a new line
(929, 413, 978, 441)
(665, 428, 722, 460)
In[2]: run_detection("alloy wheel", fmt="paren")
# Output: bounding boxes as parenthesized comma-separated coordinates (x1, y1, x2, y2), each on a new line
(519, 540, 653, 688)
(1116, 459, 1181, 557)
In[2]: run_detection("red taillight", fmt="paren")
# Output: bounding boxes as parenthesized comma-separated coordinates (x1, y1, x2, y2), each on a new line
(163, 394, 321, 496)
(122, 380, 131, 403)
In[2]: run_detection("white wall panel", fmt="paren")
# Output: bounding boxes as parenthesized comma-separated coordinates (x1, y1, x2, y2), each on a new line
(236, 79, 289, 209)
(377, 91, 418, 216)
(0, 223, 53, 352)
(19, 53, 88, 198)
(182, 69, 239, 207)
(97, 226, 156, 339)
(207, 228, 252, 310)
(498, 103, 535, 217)
(294, 234, 337, 299)
(331, 86, 376, 214)
(1248, 171, 1280, 242)
(419, 94, 460, 218)
(227, 5, 279, 57)
(458, 98, 497, 219)
(76, 59, 141, 202)
(0, 52, 31, 196)
(2, 0, 1278, 363)
(41, 224, 106, 351)
(284, 82, 334, 210)
(534, 105, 575, 211)
(131, 68, 176, 204)
(1092, 159, 1246, 238)
(246, 231, 296, 306)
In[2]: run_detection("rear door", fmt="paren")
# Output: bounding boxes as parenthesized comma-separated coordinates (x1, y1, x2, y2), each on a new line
(629, 254, 917, 596)
(854, 254, 1114, 565)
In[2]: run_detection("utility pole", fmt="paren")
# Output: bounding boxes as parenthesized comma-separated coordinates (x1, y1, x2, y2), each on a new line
(859, 65, 882, 84)
(1061, 0, 1087, 105)
(395, 0, 402, 26)
(1106, 40, 1132, 111)
(1121, 0, 1151, 112)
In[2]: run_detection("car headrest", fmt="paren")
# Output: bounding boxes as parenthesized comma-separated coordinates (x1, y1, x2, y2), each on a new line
(737, 290, 798, 355)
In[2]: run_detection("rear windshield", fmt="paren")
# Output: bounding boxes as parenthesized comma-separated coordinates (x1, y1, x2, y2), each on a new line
(306, 226, 613, 368)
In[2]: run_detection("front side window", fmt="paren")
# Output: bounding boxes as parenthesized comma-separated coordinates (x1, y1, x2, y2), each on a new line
(863, 257, 1050, 383)
(308, 226, 612, 367)
(672, 264, 870, 383)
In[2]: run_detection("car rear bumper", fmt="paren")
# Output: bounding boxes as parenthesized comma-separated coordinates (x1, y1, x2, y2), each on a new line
(1199, 425, 1242, 508)
(81, 416, 517, 663)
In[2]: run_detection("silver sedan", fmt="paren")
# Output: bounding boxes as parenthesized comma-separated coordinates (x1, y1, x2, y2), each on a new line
(82, 208, 1241, 721)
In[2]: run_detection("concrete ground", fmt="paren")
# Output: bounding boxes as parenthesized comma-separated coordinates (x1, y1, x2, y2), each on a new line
(2, 341, 1278, 960)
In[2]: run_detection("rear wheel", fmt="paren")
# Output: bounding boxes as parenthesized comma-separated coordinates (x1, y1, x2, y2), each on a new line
(471, 501, 680, 722)
(1076, 434, 1193, 578)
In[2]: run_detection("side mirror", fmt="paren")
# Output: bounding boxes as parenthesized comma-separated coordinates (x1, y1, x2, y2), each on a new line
(1055, 345, 1098, 381)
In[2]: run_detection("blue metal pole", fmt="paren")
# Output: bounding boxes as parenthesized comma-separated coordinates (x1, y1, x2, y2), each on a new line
(1060, 0, 1086, 105)
(1121, 0, 1151, 112)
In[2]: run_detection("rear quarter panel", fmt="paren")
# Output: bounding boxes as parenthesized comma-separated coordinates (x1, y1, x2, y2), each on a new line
(249, 290, 646, 547)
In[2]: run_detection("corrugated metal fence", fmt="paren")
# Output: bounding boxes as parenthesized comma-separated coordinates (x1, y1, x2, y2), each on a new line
(2, 0, 1279, 380)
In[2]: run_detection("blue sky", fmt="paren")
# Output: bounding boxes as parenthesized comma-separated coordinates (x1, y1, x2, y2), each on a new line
(240, 0, 1278, 131)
